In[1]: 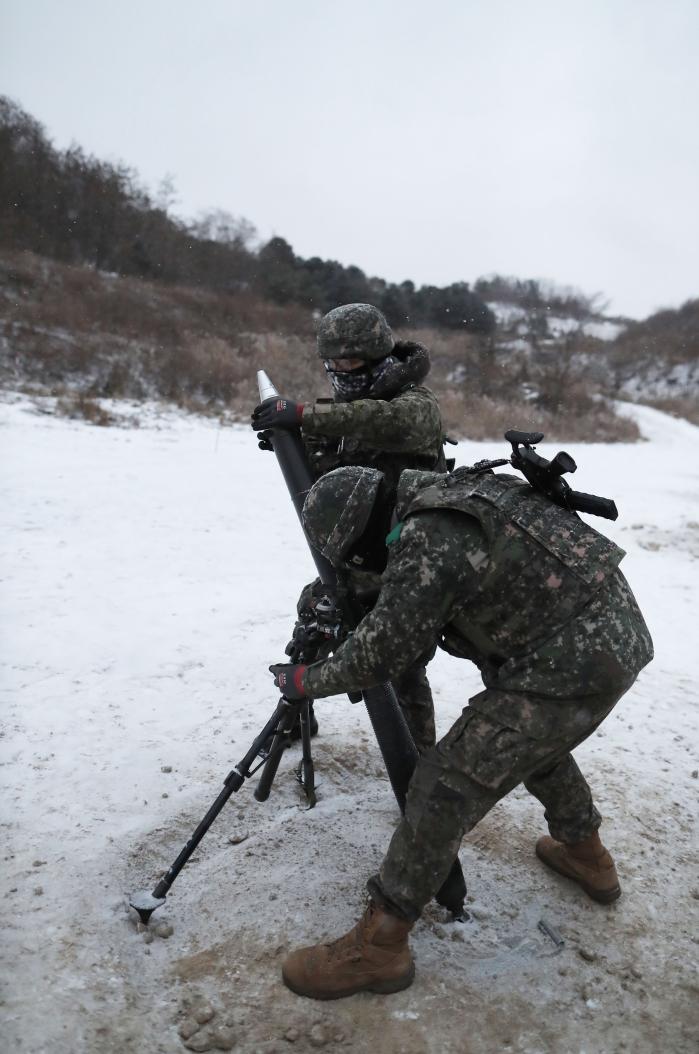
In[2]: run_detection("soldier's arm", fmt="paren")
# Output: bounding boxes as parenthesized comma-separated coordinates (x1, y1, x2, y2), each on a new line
(304, 513, 487, 698)
(301, 388, 442, 454)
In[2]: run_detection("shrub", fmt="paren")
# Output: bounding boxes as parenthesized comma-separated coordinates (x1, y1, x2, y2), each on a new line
(54, 392, 117, 426)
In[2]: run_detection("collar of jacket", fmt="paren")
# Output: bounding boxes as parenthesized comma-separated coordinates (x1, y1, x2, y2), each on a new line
(362, 341, 432, 400)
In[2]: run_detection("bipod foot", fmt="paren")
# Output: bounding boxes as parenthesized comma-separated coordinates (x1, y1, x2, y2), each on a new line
(436, 897, 469, 923)
(128, 889, 166, 925)
(435, 857, 468, 921)
(294, 762, 317, 808)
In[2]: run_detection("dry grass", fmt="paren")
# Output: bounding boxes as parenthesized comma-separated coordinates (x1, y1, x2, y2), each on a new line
(54, 391, 119, 427)
(0, 249, 317, 411)
(402, 326, 639, 442)
(0, 249, 641, 441)
(435, 388, 638, 442)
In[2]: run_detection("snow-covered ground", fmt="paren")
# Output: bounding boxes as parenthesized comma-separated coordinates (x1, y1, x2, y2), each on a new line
(1, 394, 697, 1054)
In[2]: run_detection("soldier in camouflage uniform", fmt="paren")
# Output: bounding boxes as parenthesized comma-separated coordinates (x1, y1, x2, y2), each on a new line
(269, 464, 653, 1000)
(252, 303, 448, 752)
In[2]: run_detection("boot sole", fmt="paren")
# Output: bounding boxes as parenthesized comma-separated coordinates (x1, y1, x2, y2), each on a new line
(282, 961, 415, 1001)
(536, 844, 621, 904)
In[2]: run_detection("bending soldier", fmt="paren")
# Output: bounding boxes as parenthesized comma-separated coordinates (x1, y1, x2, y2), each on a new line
(269, 464, 654, 1001)
(252, 303, 447, 753)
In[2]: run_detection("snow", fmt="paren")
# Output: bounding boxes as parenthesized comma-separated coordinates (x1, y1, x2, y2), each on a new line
(620, 360, 699, 399)
(582, 319, 626, 341)
(488, 301, 528, 325)
(547, 317, 626, 341)
(1, 392, 697, 1053)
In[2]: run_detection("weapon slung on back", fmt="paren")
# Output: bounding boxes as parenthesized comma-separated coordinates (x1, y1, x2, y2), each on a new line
(505, 430, 618, 521)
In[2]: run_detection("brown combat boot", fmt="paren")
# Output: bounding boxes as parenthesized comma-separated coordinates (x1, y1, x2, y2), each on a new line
(281, 902, 415, 1000)
(536, 830, 621, 903)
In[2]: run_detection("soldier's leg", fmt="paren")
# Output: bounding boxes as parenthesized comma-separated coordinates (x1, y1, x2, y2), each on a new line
(525, 751, 621, 902)
(392, 661, 436, 755)
(524, 753, 601, 844)
(521, 691, 621, 844)
(368, 709, 538, 920)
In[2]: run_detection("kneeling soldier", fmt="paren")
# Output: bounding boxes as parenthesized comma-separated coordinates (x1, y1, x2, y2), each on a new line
(269, 463, 653, 1000)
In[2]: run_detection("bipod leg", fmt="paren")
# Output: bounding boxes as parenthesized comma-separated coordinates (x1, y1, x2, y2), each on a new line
(253, 698, 298, 803)
(436, 858, 469, 921)
(295, 698, 316, 808)
(129, 697, 289, 924)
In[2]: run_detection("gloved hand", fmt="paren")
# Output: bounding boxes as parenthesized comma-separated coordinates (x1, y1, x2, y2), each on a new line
(251, 397, 304, 431)
(269, 662, 309, 700)
(256, 428, 274, 451)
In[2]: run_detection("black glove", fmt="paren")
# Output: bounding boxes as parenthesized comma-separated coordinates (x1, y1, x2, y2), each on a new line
(269, 662, 309, 700)
(256, 429, 274, 452)
(251, 397, 304, 432)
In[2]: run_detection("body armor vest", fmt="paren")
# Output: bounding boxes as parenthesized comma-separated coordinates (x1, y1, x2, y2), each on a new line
(399, 469, 625, 662)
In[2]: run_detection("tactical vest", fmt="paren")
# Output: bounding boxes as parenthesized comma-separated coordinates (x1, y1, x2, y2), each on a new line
(399, 469, 626, 661)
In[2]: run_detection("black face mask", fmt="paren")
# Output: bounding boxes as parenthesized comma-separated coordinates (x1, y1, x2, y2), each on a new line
(325, 363, 372, 401)
(324, 356, 398, 402)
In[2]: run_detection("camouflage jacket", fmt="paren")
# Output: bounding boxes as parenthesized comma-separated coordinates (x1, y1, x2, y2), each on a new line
(304, 469, 653, 714)
(301, 385, 446, 498)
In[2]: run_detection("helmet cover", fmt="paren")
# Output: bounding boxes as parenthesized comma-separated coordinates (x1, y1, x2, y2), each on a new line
(317, 303, 394, 363)
(303, 466, 384, 565)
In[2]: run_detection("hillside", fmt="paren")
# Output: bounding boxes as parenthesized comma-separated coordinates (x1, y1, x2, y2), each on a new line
(608, 299, 699, 423)
(474, 278, 698, 425)
(0, 95, 493, 334)
(2, 94, 696, 437)
(0, 249, 640, 442)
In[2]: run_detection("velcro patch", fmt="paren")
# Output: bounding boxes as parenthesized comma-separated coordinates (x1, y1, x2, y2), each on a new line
(385, 522, 404, 546)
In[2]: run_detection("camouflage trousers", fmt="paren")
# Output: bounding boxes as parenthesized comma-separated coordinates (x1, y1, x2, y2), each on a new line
(368, 684, 627, 922)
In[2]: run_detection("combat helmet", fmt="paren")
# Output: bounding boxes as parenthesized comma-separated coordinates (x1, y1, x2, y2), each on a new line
(303, 466, 384, 566)
(317, 303, 394, 363)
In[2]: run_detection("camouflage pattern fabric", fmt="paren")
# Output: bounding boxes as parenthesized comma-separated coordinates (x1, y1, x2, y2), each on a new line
(391, 656, 437, 754)
(297, 575, 437, 755)
(316, 303, 394, 362)
(296, 357, 445, 751)
(303, 511, 489, 699)
(367, 686, 621, 922)
(302, 468, 653, 920)
(302, 385, 445, 499)
(366, 341, 431, 400)
(303, 470, 648, 702)
(303, 466, 384, 566)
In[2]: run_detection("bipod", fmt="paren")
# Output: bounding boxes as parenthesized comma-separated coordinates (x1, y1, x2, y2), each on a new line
(129, 694, 314, 925)
(254, 695, 316, 809)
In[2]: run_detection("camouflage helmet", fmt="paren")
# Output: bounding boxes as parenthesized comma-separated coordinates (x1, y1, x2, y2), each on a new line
(316, 303, 394, 362)
(303, 466, 384, 565)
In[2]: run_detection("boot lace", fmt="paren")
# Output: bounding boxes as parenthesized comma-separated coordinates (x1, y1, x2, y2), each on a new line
(325, 904, 376, 962)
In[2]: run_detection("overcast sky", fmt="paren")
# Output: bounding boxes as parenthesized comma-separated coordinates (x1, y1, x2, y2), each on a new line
(2, 0, 698, 318)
